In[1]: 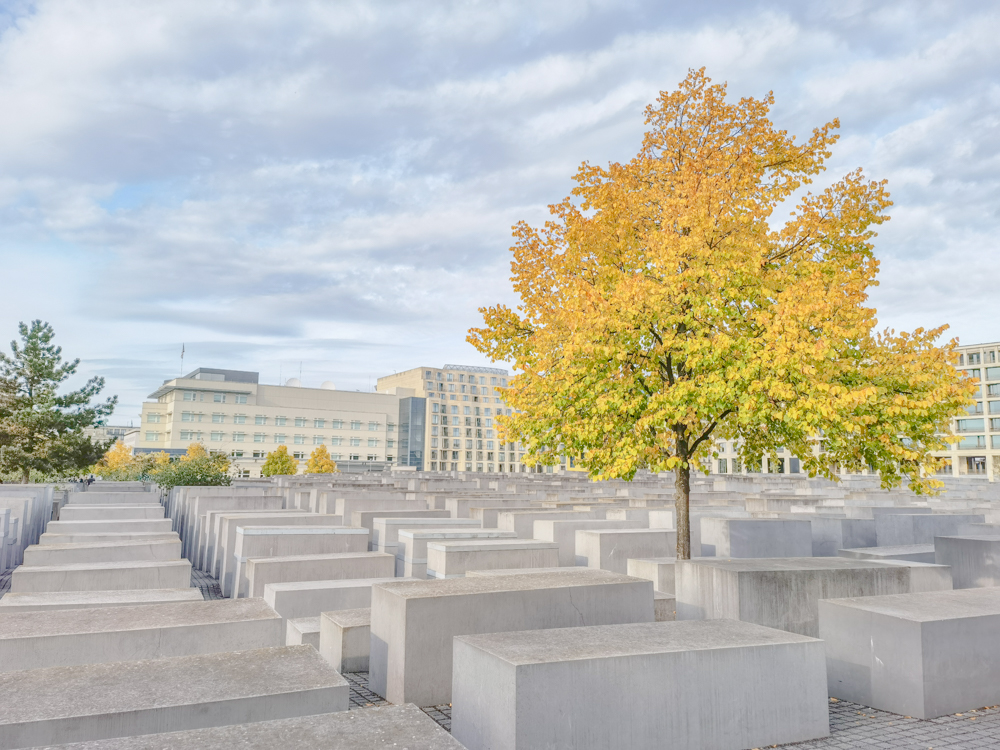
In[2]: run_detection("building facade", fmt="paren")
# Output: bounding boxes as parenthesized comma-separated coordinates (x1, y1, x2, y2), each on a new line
(936, 340, 1000, 480)
(133, 368, 401, 477)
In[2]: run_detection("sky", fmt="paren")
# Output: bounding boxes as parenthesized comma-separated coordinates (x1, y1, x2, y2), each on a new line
(0, 0, 997, 422)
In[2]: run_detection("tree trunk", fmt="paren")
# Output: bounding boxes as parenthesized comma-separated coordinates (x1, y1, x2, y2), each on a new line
(674, 460, 691, 559)
(21, 468, 30, 484)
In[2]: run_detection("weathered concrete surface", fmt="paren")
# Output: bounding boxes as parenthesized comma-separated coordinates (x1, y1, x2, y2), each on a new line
(700, 518, 812, 558)
(263, 577, 406, 621)
(0, 589, 203, 613)
(244, 552, 395, 598)
(38, 532, 179, 546)
(533, 519, 642, 567)
(352, 510, 451, 549)
(22, 539, 181, 566)
(369, 568, 654, 705)
(875, 513, 985, 546)
(44, 519, 173, 535)
(934, 535, 1000, 588)
(425, 539, 559, 578)
(10, 559, 193, 593)
(320, 607, 371, 672)
(839, 545, 936, 563)
(626, 557, 676, 594)
(397, 528, 517, 578)
(676, 557, 953, 637)
(451, 619, 829, 750)
(0, 598, 283, 671)
(284, 617, 320, 649)
(59, 506, 165, 521)
(29, 704, 465, 750)
(0, 646, 348, 749)
(575, 529, 676, 573)
(372, 517, 480, 557)
(820, 587, 1000, 718)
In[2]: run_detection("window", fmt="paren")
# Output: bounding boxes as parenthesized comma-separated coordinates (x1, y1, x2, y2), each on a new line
(146, 413, 161, 423)
(484, 409, 492, 417)
(313, 436, 325, 444)
(957, 435, 986, 449)
(293, 451, 306, 460)
(274, 434, 286, 443)
(490, 377, 497, 385)
(211, 431, 224, 442)
(332, 420, 344, 429)
(213, 393, 226, 403)
(254, 433, 266, 442)
(368, 438, 379, 447)
(957, 418, 985, 432)
(463, 406, 471, 415)
(991, 418, 1000, 431)
(368, 421, 378, 430)
(990, 402, 1000, 414)
(987, 367, 1000, 382)
(350, 437, 361, 446)
(451, 406, 458, 415)
(351, 420, 361, 430)
(235, 394, 247, 404)
(180, 430, 196, 440)
(350, 454, 360, 460)
(183, 392, 197, 401)
(993, 436, 1000, 449)
(253, 450, 265, 458)
(959, 354, 965, 365)
(387, 422, 395, 432)
(181, 412, 195, 422)
(424, 370, 432, 378)
(234, 414, 247, 424)
(431, 426, 439, 436)
(990, 385, 1000, 397)
(295, 417, 307, 427)
(145, 431, 160, 441)
(969, 353, 982, 365)
(314, 418, 326, 428)
(387, 439, 394, 448)
(230, 450, 244, 457)
(479, 377, 486, 384)
(471, 386, 478, 395)
(294, 435, 305, 444)
(967, 402, 984, 415)
(233, 432, 246, 442)
(255, 415, 267, 425)
(275, 416, 287, 426)
(212, 413, 225, 423)
(367, 454, 377, 461)
(331, 437, 343, 446)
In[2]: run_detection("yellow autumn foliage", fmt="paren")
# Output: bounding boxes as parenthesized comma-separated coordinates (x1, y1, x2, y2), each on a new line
(305, 444, 339, 474)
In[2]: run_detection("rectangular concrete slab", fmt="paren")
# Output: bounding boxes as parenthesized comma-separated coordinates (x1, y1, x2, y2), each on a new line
(28, 704, 465, 750)
(575, 529, 676, 573)
(320, 607, 371, 672)
(838, 544, 936, 563)
(934, 535, 1000, 588)
(0, 645, 348, 749)
(426, 539, 559, 578)
(0, 589, 203, 613)
(369, 568, 655, 705)
(875, 513, 986, 546)
(533, 519, 642, 567)
(700, 518, 812, 558)
(22, 539, 181, 566)
(397, 528, 517, 578)
(263, 576, 406, 621)
(626, 557, 676, 594)
(676, 557, 953, 637)
(39, 532, 179, 546)
(352, 510, 452, 549)
(59, 506, 165, 521)
(820, 587, 1000, 718)
(45, 519, 173, 535)
(0, 598, 283, 671)
(11, 559, 193, 593)
(451, 619, 829, 750)
(285, 616, 320, 649)
(245, 552, 396, 598)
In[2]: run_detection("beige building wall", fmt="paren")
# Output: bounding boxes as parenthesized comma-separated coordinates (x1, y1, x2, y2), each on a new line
(135, 368, 401, 478)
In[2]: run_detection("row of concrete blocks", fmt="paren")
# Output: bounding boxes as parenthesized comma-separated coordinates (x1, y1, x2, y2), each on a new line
(0, 485, 55, 572)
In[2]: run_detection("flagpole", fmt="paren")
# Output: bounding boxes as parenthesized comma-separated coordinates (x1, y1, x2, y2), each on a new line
(180, 344, 185, 376)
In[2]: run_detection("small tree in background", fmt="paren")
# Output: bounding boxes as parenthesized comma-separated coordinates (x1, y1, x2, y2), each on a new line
(151, 443, 231, 492)
(91, 442, 171, 482)
(0, 320, 117, 482)
(261, 445, 298, 477)
(305, 444, 338, 474)
(469, 69, 974, 560)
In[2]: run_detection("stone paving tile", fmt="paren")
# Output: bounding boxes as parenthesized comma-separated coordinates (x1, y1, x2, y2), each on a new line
(342, 672, 390, 709)
(190, 569, 224, 600)
(0, 570, 11, 598)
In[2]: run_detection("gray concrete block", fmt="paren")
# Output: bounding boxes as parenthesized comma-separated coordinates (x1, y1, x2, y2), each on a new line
(45, 519, 173, 535)
(875, 513, 986, 546)
(934, 535, 1000, 588)
(700, 518, 812, 558)
(397, 528, 517, 578)
(373, 517, 480, 558)
(263, 576, 405, 621)
(820, 587, 1000, 718)
(29, 704, 464, 750)
(575, 529, 676, 573)
(497, 509, 599, 539)
(65, 492, 159, 505)
(653, 591, 675, 621)
(626, 557, 676, 594)
(11, 560, 193, 593)
(0, 645, 347, 749)
(351, 509, 452, 548)
(369, 568, 655, 705)
(0, 598, 283, 672)
(22, 539, 181, 566)
(426, 539, 559, 578)
(285, 617, 320, 649)
(676, 557, 953, 637)
(839, 544, 936, 563)
(0, 589, 203, 613)
(59, 506, 165, 521)
(319, 607, 371, 672)
(451, 620, 829, 750)
(38, 532, 179, 546)
(533, 519, 642, 567)
(245, 552, 396, 598)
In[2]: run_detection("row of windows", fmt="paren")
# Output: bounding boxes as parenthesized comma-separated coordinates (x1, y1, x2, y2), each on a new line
(431, 404, 509, 417)
(145, 431, 390, 447)
(428, 462, 543, 473)
(180, 391, 248, 404)
(234, 450, 390, 462)
(171, 413, 390, 429)
(954, 435, 1000, 449)
(429, 449, 514, 462)
(428, 392, 504, 404)
(961, 367, 1000, 382)
(965, 401, 1000, 415)
(425, 370, 507, 387)
(430, 438, 501, 450)
(959, 352, 998, 366)
(426, 381, 499, 396)
(956, 418, 1000, 433)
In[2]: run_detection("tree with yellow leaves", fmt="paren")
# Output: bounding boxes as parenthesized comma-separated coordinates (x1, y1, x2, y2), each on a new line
(92, 440, 134, 478)
(469, 69, 974, 559)
(304, 444, 338, 474)
(261, 445, 298, 477)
